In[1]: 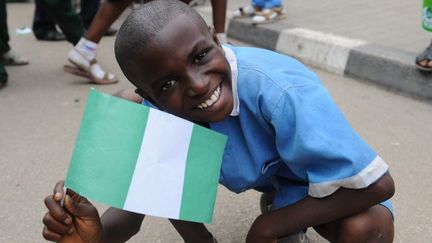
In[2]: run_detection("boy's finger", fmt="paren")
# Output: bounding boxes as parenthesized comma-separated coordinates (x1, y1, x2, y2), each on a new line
(42, 226, 63, 242)
(42, 212, 73, 235)
(53, 181, 65, 201)
(64, 194, 96, 218)
(44, 195, 71, 224)
(66, 188, 80, 199)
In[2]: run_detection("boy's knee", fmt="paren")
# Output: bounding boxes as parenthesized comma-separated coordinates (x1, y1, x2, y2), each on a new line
(338, 206, 393, 243)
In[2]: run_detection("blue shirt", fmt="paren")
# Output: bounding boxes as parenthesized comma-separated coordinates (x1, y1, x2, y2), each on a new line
(209, 46, 390, 210)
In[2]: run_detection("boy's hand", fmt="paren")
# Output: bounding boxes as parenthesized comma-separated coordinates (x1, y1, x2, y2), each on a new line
(42, 181, 103, 243)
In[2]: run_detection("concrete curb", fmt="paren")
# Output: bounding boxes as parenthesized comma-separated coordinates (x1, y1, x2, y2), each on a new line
(227, 18, 432, 100)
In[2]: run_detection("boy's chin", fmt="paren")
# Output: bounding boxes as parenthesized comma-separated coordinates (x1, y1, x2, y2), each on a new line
(194, 103, 233, 123)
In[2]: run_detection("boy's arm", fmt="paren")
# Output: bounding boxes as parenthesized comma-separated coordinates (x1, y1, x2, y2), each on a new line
(246, 172, 395, 243)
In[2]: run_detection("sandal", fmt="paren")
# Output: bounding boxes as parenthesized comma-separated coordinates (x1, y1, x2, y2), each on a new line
(233, 5, 261, 18)
(252, 7, 286, 25)
(64, 58, 118, 85)
(64, 47, 118, 85)
(415, 46, 432, 71)
(1, 50, 29, 66)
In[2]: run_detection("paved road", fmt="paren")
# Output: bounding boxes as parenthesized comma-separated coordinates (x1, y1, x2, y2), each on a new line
(1, 2, 432, 243)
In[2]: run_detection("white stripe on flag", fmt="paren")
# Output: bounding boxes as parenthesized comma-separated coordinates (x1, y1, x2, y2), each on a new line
(123, 109, 193, 218)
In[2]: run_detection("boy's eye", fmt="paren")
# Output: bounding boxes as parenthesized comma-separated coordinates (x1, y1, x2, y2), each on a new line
(161, 80, 177, 91)
(193, 50, 208, 63)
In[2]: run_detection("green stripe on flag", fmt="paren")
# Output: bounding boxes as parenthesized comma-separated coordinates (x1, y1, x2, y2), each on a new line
(65, 89, 149, 208)
(179, 125, 227, 223)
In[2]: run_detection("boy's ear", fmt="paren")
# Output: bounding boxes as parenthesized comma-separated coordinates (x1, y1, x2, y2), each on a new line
(209, 26, 221, 47)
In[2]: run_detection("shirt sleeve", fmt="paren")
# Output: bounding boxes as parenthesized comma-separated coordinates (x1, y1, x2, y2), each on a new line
(270, 83, 389, 198)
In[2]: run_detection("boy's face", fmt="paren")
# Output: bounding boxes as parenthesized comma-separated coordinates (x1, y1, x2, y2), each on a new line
(129, 15, 233, 123)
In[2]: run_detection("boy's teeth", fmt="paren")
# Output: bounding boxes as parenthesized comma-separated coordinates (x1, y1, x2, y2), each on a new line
(197, 85, 221, 109)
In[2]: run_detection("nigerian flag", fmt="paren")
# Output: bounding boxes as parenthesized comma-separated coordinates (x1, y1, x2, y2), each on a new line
(65, 89, 227, 223)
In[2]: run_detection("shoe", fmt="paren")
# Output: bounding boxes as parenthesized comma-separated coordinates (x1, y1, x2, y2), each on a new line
(35, 29, 66, 41)
(233, 5, 260, 18)
(104, 27, 118, 36)
(415, 46, 432, 71)
(252, 7, 286, 25)
(64, 47, 118, 85)
(1, 50, 29, 66)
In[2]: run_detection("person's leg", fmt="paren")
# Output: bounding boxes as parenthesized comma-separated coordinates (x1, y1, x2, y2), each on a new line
(100, 207, 145, 243)
(0, 1, 8, 84)
(79, 0, 100, 29)
(314, 204, 394, 243)
(0, 1, 28, 65)
(169, 219, 216, 243)
(99, 207, 215, 243)
(210, 0, 227, 43)
(84, 0, 132, 43)
(0, 0, 11, 55)
(41, 0, 85, 45)
(81, 0, 118, 36)
(33, 0, 66, 41)
(63, 0, 130, 84)
(0, 62, 7, 85)
(33, 0, 56, 36)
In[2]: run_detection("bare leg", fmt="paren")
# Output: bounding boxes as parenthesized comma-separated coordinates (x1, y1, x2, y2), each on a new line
(314, 204, 394, 243)
(85, 0, 133, 43)
(169, 219, 215, 243)
(100, 207, 145, 243)
(210, 0, 226, 34)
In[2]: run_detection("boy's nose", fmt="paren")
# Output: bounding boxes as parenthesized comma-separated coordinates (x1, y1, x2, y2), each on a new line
(185, 73, 209, 97)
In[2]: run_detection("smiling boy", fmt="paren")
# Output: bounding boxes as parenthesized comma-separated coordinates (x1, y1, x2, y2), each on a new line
(42, 1, 395, 242)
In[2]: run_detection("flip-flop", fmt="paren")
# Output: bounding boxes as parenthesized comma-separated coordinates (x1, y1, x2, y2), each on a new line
(415, 46, 432, 72)
(64, 58, 118, 85)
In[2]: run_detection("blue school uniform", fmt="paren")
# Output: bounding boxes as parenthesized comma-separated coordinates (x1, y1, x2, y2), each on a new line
(143, 45, 392, 213)
(210, 45, 392, 212)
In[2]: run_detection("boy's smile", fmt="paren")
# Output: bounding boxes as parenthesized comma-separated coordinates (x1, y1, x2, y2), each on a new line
(130, 15, 234, 122)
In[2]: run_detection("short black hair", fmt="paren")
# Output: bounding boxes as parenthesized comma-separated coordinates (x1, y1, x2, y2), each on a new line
(115, 0, 209, 85)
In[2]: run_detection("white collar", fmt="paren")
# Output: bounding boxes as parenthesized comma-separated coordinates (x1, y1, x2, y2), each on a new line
(222, 45, 240, 116)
